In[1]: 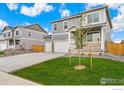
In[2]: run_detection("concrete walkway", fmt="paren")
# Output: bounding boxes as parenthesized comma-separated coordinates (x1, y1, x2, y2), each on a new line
(81, 53, 124, 62)
(0, 71, 39, 85)
(103, 53, 124, 62)
(0, 53, 64, 72)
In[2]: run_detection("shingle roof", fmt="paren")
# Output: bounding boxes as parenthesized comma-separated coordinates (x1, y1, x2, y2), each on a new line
(23, 24, 48, 34)
(2, 24, 48, 34)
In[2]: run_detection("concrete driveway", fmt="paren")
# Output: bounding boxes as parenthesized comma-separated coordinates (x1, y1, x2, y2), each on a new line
(0, 53, 64, 72)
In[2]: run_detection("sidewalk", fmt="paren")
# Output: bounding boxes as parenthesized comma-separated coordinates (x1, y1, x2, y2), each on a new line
(81, 53, 124, 62)
(0, 71, 39, 85)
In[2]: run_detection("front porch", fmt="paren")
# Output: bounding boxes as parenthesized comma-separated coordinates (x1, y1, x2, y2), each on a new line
(68, 26, 105, 55)
(7, 39, 22, 50)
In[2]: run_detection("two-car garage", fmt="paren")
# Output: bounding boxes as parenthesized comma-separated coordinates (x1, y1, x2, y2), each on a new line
(45, 32, 70, 53)
(0, 40, 7, 51)
(45, 41, 69, 53)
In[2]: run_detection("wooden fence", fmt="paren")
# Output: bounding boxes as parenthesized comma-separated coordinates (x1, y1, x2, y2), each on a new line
(106, 42, 124, 55)
(32, 45, 45, 52)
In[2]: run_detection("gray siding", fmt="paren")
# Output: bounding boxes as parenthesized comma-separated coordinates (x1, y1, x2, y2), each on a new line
(21, 28, 45, 40)
(52, 17, 80, 34)
(52, 8, 107, 33)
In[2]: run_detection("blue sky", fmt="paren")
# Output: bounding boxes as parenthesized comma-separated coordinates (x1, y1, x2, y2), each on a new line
(0, 3, 124, 42)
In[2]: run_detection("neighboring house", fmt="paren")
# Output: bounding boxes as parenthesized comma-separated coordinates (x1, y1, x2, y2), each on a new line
(45, 6, 112, 54)
(0, 24, 47, 50)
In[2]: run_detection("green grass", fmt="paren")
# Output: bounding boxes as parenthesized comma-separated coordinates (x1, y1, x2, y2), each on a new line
(0, 51, 5, 55)
(12, 57, 124, 85)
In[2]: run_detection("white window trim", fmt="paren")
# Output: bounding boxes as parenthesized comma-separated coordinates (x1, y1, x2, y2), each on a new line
(53, 23, 58, 31)
(86, 11, 100, 25)
(3, 33, 6, 38)
(2, 30, 12, 38)
(15, 30, 20, 36)
(85, 30, 101, 43)
(63, 21, 69, 31)
(7, 31, 12, 37)
(14, 28, 22, 37)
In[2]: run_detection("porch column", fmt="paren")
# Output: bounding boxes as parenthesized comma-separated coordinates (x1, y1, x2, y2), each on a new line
(14, 37, 16, 49)
(101, 27, 104, 50)
(68, 31, 71, 49)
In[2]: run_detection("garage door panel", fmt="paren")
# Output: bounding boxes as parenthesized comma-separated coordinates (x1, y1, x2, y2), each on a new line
(0, 41, 7, 50)
(45, 42, 52, 52)
(54, 41, 69, 53)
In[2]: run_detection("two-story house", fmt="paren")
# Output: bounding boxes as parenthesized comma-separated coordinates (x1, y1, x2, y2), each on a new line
(0, 24, 47, 50)
(45, 6, 112, 55)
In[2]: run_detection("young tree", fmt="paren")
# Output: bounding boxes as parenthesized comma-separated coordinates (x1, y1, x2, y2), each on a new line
(73, 15, 92, 69)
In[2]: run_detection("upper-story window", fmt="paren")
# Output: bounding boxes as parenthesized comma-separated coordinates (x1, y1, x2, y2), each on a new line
(63, 21, 68, 30)
(16, 31, 20, 36)
(87, 11, 99, 24)
(7, 32, 11, 37)
(53, 23, 57, 31)
(3, 33, 6, 37)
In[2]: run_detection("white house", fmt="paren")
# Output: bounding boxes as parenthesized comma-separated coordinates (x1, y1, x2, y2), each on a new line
(0, 24, 47, 50)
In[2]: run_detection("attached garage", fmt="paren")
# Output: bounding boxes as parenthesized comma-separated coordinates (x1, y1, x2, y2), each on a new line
(45, 41, 52, 52)
(0, 40, 7, 50)
(54, 41, 69, 53)
(45, 41, 69, 53)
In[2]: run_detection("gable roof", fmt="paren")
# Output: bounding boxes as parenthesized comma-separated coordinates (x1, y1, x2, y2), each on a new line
(51, 6, 112, 29)
(2, 24, 48, 34)
(2, 26, 14, 32)
(23, 24, 48, 34)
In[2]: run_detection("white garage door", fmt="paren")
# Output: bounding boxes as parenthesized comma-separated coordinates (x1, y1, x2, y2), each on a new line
(0, 41, 7, 50)
(45, 42, 52, 52)
(54, 41, 69, 53)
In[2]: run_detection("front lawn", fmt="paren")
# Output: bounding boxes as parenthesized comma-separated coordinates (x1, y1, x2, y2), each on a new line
(12, 57, 124, 85)
(0, 51, 5, 56)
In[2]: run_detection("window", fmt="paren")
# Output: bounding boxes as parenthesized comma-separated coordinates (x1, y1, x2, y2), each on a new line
(87, 15, 92, 24)
(87, 31, 100, 42)
(29, 32, 31, 36)
(9, 39, 14, 45)
(7, 32, 11, 37)
(53, 23, 57, 31)
(87, 12, 99, 24)
(63, 21, 68, 30)
(87, 32, 92, 42)
(3, 33, 6, 37)
(93, 32, 100, 42)
(15, 40, 20, 45)
(16, 31, 20, 36)
(94, 12, 99, 22)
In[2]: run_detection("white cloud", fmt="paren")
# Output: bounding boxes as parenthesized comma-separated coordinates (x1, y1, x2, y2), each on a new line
(85, 3, 104, 10)
(107, 4, 122, 10)
(43, 27, 48, 31)
(60, 9, 70, 18)
(111, 34, 114, 38)
(111, 4, 124, 32)
(0, 20, 9, 30)
(85, 3, 122, 10)
(20, 3, 54, 17)
(23, 22, 31, 26)
(59, 4, 71, 18)
(6, 3, 18, 11)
